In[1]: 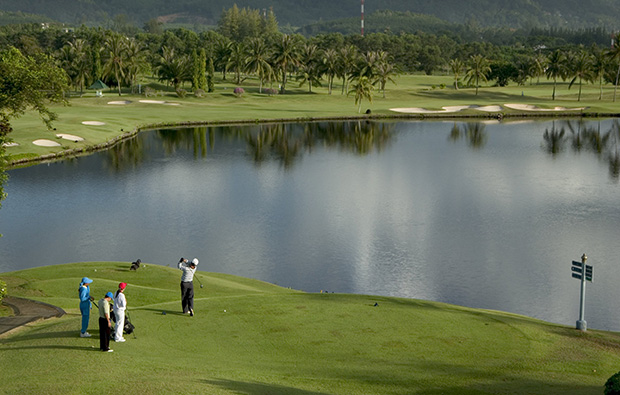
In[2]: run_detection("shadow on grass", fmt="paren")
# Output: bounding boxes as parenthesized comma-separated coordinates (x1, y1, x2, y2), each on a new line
(0, 345, 99, 351)
(140, 308, 187, 316)
(203, 379, 330, 395)
(0, 330, 82, 344)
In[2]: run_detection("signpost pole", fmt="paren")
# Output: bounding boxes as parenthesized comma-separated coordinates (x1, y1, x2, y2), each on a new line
(576, 253, 587, 331)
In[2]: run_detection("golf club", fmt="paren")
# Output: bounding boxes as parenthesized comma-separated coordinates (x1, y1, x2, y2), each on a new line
(195, 274, 204, 288)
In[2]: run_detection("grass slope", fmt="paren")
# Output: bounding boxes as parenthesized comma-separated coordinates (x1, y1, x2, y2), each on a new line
(2, 262, 620, 394)
(6, 74, 620, 165)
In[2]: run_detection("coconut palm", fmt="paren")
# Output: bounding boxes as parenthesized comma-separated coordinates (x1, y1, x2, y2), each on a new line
(608, 32, 620, 102)
(464, 54, 490, 95)
(271, 34, 301, 94)
(349, 75, 374, 113)
(545, 50, 566, 100)
(156, 46, 191, 91)
(375, 58, 398, 98)
(568, 50, 594, 101)
(102, 33, 129, 96)
(338, 45, 358, 95)
(244, 37, 272, 93)
(322, 48, 339, 95)
(124, 38, 148, 94)
(226, 42, 246, 85)
(449, 58, 464, 90)
(591, 45, 610, 100)
(296, 44, 323, 93)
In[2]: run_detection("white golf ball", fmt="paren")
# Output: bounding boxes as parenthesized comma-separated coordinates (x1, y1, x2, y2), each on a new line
(224, 310, 226, 312)
(94, 269, 97, 272)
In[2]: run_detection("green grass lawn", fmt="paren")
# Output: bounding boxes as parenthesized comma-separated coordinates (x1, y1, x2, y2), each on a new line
(5, 74, 620, 165)
(2, 262, 620, 394)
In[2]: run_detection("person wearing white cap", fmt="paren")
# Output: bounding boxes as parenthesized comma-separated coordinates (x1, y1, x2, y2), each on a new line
(177, 257, 198, 316)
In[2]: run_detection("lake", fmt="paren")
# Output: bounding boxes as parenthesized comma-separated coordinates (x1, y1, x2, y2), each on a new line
(2, 119, 620, 330)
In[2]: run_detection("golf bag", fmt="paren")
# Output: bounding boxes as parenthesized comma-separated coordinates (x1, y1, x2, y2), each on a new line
(110, 310, 135, 335)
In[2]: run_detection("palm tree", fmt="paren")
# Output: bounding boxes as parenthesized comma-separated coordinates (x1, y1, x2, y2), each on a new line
(226, 42, 245, 85)
(464, 54, 490, 95)
(375, 59, 398, 98)
(448, 58, 464, 90)
(156, 46, 191, 91)
(322, 48, 339, 95)
(608, 32, 620, 102)
(591, 45, 609, 100)
(296, 44, 323, 93)
(244, 37, 272, 93)
(214, 39, 232, 80)
(271, 34, 301, 94)
(532, 53, 547, 85)
(124, 38, 148, 94)
(102, 33, 128, 96)
(338, 45, 358, 95)
(545, 50, 566, 100)
(349, 76, 374, 113)
(568, 50, 594, 101)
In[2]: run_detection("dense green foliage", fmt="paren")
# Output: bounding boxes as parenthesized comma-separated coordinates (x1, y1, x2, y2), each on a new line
(606, 371, 620, 395)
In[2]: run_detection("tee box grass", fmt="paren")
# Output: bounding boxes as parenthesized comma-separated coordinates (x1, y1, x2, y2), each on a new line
(2, 262, 620, 394)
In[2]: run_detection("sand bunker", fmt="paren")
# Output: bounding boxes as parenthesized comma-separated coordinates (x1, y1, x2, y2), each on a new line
(474, 105, 503, 112)
(390, 106, 473, 114)
(56, 133, 84, 142)
(33, 139, 61, 147)
(139, 99, 180, 106)
(108, 100, 131, 105)
(2, 142, 18, 147)
(82, 121, 106, 126)
(504, 103, 585, 111)
(390, 105, 505, 114)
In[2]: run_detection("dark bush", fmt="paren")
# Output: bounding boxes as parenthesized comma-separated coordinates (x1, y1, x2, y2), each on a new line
(605, 371, 620, 395)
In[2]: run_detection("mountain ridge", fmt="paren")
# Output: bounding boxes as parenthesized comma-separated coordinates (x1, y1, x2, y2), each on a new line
(0, 0, 617, 31)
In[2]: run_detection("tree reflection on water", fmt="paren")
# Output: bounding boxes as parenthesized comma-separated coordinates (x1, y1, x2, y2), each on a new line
(106, 121, 395, 171)
(448, 122, 488, 149)
(542, 119, 620, 180)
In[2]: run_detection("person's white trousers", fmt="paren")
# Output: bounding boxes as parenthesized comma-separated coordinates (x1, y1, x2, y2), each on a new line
(114, 309, 125, 341)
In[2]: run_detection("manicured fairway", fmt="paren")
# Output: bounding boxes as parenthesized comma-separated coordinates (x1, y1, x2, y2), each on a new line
(1, 262, 620, 394)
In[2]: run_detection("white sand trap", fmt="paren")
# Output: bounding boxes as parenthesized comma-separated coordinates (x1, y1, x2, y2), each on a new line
(33, 139, 61, 147)
(2, 142, 18, 147)
(82, 121, 106, 126)
(56, 133, 84, 142)
(504, 103, 585, 112)
(473, 105, 503, 112)
(164, 102, 180, 106)
(390, 106, 469, 114)
(108, 100, 131, 105)
(139, 100, 166, 104)
(442, 105, 474, 112)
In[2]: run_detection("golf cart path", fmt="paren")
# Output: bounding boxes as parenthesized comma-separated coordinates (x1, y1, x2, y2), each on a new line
(0, 296, 65, 336)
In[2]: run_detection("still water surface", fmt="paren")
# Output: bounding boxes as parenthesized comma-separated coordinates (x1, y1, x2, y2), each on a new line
(2, 119, 620, 330)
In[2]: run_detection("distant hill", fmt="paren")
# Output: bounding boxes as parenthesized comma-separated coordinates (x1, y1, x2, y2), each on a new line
(0, 0, 618, 30)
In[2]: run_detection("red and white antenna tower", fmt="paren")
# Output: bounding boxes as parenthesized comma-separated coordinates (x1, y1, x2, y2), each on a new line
(361, 0, 364, 36)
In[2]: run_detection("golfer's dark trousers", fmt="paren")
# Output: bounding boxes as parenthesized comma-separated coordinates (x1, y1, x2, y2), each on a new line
(99, 317, 111, 351)
(181, 281, 194, 313)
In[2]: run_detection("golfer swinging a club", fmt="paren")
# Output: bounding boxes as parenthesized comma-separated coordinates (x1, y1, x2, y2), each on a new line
(178, 257, 199, 316)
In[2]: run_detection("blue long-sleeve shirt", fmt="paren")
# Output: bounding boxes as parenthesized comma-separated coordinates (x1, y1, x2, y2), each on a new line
(78, 285, 91, 305)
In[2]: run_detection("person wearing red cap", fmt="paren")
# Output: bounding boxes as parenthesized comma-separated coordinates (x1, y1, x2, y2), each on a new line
(113, 282, 128, 342)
